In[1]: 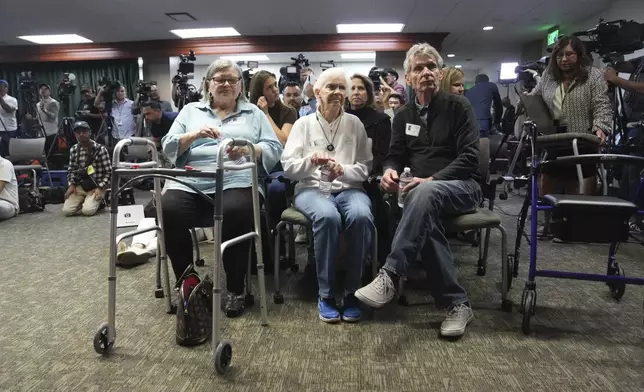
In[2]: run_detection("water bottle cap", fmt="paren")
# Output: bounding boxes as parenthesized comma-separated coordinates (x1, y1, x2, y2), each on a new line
(404, 167, 411, 172)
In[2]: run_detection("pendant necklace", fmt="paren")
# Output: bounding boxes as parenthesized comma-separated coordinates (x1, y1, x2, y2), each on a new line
(316, 113, 341, 152)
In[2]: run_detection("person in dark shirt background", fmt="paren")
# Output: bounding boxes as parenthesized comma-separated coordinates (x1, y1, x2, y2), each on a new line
(76, 87, 103, 137)
(465, 74, 502, 137)
(141, 101, 178, 145)
(500, 96, 516, 136)
(356, 42, 481, 338)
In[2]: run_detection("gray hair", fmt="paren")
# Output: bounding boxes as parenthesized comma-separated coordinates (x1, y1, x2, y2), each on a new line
(201, 59, 247, 104)
(313, 67, 348, 92)
(403, 43, 444, 73)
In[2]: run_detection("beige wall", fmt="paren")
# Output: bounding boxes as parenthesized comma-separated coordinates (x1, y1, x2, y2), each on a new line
(142, 57, 175, 110)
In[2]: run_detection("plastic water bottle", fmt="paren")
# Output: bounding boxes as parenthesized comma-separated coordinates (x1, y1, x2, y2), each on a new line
(398, 167, 413, 208)
(319, 164, 332, 198)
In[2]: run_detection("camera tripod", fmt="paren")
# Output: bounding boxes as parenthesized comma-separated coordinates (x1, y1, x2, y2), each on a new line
(44, 93, 76, 162)
(95, 110, 118, 151)
(19, 90, 46, 139)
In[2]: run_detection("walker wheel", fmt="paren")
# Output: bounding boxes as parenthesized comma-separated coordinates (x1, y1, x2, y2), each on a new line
(93, 322, 114, 355)
(609, 266, 626, 301)
(154, 288, 164, 298)
(521, 289, 536, 335)
(398, 295, 409, 306)
(273, 292, 284, 304)
(476, 265, 486, 277)
(244, 293, 255, 307)
(214, 341, 232, 374)
(195, 259, 205, 267)
(499, 192, 508, 201)
(290, 264, 300, 273)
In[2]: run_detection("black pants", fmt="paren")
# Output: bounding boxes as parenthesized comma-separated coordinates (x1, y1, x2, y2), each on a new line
(162, 188, 255, 295)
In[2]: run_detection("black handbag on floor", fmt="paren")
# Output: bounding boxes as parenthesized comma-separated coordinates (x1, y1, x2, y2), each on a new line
(175, 267, 213, 347)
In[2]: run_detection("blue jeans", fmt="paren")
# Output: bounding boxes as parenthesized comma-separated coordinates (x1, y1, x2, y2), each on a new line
(295, 188, 373, 299)
(382, 179, 482, 307)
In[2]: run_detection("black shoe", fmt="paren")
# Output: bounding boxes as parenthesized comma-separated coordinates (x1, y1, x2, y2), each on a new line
(223, 293, 244, 318)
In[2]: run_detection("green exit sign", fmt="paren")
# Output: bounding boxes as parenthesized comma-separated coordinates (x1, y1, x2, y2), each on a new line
(548, 29, 559, 46)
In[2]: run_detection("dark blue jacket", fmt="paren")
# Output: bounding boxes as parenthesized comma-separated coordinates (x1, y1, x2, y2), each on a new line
(150, 112, 178, 138)
(465, 82, 502, 135)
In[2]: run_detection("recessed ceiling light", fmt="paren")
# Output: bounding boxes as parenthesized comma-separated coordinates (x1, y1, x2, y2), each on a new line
(483, 26, 494, 31)
(340, 52, 376, 60)
(170, 28, 240, 39)
(220, 55, 270, 62)
(336, 23, 404, 34)
(454, 65, 462, 69)
(17, 34, 92, 44)
(447, 53, 455, 58)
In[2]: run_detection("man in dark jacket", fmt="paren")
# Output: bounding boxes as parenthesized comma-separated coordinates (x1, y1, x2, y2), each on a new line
(465, 74, 502, 137)
(346, 73, 392, 263)
(356, 43, 482, 338)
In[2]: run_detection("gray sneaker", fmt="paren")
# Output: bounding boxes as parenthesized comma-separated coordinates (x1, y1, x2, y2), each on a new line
(354, 269, 396, 308)
(440, 303, 474, 337)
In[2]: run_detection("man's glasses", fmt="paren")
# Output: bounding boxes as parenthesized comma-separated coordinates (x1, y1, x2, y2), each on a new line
(210, 77, 241, 86)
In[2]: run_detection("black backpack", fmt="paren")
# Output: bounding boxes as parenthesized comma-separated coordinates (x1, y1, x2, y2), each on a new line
(18, 188, 45, 213)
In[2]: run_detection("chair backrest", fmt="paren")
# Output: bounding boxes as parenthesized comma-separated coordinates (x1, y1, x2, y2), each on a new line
(479, 137, 490, 185)
(8, 137, 46, 163)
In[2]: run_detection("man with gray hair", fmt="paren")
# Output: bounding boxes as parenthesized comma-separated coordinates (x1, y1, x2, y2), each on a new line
(356, 43, 481, 338)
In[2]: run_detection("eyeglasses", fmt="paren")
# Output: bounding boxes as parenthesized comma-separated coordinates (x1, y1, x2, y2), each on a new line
(210, 77, 241, 86)
(556, 52, 577, 60)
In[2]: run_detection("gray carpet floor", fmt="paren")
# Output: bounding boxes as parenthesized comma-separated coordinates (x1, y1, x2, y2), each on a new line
(1, 191, 643, 392)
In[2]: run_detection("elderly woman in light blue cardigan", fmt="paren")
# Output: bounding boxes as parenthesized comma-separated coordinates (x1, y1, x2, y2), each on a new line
(161, 59, 282, 320)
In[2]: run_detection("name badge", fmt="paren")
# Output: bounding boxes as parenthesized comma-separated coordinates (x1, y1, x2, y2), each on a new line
(87, 165, 95, 175)
(405, 123, 421, 137)
(227, 117, 246, 125)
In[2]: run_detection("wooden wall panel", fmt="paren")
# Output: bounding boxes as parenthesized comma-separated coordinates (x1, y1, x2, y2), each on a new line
(0, 33, 448, 63)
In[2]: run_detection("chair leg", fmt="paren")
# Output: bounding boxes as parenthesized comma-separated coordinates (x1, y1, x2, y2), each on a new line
(273, 221, 287, 304)
(397, 277, 408, 306)
(496, 224, 512, 312)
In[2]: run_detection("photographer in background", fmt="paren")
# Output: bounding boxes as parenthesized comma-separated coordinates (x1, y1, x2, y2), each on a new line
(95, 83, 135, 142)
(132, 83, 173, 115)
(604, 57, 644, 122)
(0, 80, 18, 157)
(76, 87, 102, 137)
(35, 84, 60, 137)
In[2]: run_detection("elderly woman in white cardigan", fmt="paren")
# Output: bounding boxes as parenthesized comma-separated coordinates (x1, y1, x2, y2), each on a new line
(281, 67, 373, 324)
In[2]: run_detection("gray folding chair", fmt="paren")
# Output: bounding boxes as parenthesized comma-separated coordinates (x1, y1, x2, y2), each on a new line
(8, 137, 51, 191)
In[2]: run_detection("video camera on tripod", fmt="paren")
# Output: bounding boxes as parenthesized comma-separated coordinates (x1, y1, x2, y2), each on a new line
(135, 80, 156, 102)
(573, 18, 644, 64)
(57, 73, 77, 97)
(368, 67, 388, 91)
(172, 49, 201, 110)
(238, 61, 259, 98)
(514, 58, 548, 92)
(278, 54, 310, 92)
(98, 76, 122, 103)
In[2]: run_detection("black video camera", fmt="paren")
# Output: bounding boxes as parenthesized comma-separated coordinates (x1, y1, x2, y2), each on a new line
(514, 58, 548, 91)
(573, 19, 644, 64)
(175, 49, 196, 83)
(19, 71, 38, 92)
(278, 54, 310, 93)
(368, 67, 388, 91)
(136, 80, 156, 101)
(58, 72, 77, 97)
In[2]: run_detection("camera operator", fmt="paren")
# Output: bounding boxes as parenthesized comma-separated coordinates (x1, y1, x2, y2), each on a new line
(34, 84, 60, 137)
(76, 87, 102, 136)
(140, 101, 177, 151)
(603, 57, 644, 122)
(95, 83, 135, 141)
(0, 80, 18, 157)
(132, 83, 173, 116)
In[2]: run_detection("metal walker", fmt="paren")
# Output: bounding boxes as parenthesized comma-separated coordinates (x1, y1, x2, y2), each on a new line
(92, 137, 268, 374)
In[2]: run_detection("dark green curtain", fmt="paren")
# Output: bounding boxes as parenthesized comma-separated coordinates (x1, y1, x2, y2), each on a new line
(0, 59, 138, 120)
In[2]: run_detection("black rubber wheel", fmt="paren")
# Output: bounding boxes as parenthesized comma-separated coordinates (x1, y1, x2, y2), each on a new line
(154, 288, 164, 299)
(195, 259, 205, 267)
(290, 264, 299, 273)
(476, 265, 486, 277)
(500, 192, 508, 200)
(168, 304, 177, 315)
(506, 255, 514, 291)
(244, 294, 255, 307)
(214, 341, 232, 375)
(273, 292, 284, 304)
(501, 300, 513, 313)
(610, 266, 626, 301)
(93, 322, 114, 355)
(521, 290, 536, 335)
(398, 295, 409, 306)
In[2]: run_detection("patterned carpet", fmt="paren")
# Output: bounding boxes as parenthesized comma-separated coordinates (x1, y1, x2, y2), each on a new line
(0, 191, 643, 392)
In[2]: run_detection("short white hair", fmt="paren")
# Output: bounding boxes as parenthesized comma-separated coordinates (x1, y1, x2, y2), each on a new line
(314, 67, 348, 91)
(403, 43, 444, 73)
(201, 59, 247, 104)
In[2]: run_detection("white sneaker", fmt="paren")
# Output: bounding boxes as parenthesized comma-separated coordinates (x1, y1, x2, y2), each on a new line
(354, 269, 396, 308)
(117, 243, 154, 267)
(440, 303, 474, 337)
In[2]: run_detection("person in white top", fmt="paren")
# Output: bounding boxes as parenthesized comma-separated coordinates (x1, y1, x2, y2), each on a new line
(36, 84, 60, 137)
(0, 156, 19, 221)
(281, 67, 374, 324)
(0, 79, 18, 157)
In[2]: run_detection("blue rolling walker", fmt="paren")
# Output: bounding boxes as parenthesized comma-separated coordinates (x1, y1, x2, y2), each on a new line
(516, 120, 644, 335)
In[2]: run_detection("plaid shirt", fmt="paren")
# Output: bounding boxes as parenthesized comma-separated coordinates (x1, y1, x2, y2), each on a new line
(67, 140, 112, 189)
